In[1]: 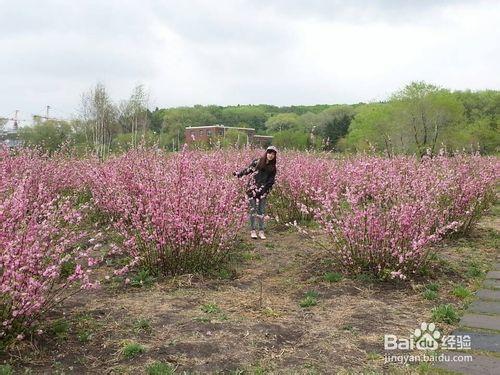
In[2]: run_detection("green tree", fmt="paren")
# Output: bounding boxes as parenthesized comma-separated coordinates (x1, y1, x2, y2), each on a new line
(220, 106, 268, 133)
(265, 113, 302, 133)
(314, 106, 356, 151)
(272, 129, 311, 150)
(18, 119, 73, 154)
(219, 128, 249, 148)
(391, 81, 464, 155)
(343, 103, 398, 154)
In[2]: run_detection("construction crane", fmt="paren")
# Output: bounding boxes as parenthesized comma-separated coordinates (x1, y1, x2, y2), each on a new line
(0, 110, 29, 131)
(32, 105, 59, 123)
(2, 106, 65, 132)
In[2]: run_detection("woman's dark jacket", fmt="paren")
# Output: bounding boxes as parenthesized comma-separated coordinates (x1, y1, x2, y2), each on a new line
(236, 158, 276, 199)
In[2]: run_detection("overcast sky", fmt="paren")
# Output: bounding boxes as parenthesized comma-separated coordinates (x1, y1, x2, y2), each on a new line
(1, 0, 499, 125)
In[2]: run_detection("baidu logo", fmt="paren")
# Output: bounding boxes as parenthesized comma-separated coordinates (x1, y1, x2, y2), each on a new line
(384, 322, 471, 351)
(385, 322, 441, 351)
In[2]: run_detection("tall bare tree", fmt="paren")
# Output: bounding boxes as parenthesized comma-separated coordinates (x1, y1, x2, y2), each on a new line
(80, 83, 118, 160)
(118, 85, 150, 148)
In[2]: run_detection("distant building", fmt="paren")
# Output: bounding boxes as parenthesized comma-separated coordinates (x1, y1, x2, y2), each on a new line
(253, 135, 274, 147)
(185, 125, 273, 148)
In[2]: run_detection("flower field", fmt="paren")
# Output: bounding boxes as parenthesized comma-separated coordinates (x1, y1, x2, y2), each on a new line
(0, 146, 498, 373)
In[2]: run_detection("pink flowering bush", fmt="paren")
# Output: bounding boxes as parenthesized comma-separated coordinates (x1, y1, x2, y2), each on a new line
(267, 151, 338, 224)
(87, 147, 248, 276)
(0, 143, 497, 344)
(0, 147, 99, 342)
(295, 154, 499, 280)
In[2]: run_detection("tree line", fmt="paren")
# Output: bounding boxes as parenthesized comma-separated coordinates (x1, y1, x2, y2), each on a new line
(16, 81, 499, 156)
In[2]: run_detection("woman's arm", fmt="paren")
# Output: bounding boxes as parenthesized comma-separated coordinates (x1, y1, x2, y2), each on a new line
(235, 159, 258, 178)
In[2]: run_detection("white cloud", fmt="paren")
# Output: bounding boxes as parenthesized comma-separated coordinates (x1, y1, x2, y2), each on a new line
(0, 0, 499, 124)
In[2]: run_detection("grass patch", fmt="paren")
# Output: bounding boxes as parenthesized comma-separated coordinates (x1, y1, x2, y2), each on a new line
(467, 261, 484, 278)
(431, 304, 459, 324)
(299, 291, 319, 308)
(133, 318, 152, 334)
(74, 313, 99, 343)
(215, 268, 235, 280)
(197, 302, 228, 322)
(77, 331, 93, 343)
(366, 351, 383, 360)
(146, 361, 175, 375)
(426, 283, 439, 292)
(242, 251, 261, 261)
(262, 307, 281, 318)
(423, 289, 438, 300)
(452, 285, 472, 299)
(201, 303, 221, 314)
(130, 269, 156, 287)
(50, 319, 70, 340)
(323, 271, 342, 283)
(0, 365, 13, 375)
(121, 341, 146, 359)
(354, 273, 377, 283)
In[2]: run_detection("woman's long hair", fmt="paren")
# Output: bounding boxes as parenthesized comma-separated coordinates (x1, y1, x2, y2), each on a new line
(256, 151, 277, 173)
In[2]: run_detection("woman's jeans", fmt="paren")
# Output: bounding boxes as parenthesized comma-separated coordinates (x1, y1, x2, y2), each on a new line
(248, 196, 267, 231)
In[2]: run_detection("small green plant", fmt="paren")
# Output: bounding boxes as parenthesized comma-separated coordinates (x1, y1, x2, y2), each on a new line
(423, 289, 438, 300)
(263, 307, 280, 317)
(355, 273, 376, 283)
(74, 313, 98, 343)
(201, 303, 221, 314)
(0, 364, 13, 375)
(427, 252, 439, 261)
(431, 304, 459, 324)
(452, 285, 472, 299)
(122, 342, 146, 359)
(134, 318, 152, 333)
(366, 351, 383, 360)
(217, 268, 233, 280)
(299, 291, 318, 308)
(241, 251, 262, 262)
(59, 260, 76, 279)
(130, 269, 156, 287)
(466, 262, 483, 278)
(51, 319, 70, 340)
(342, 324, 353, 331)
(324, 272, 342, 283)
(146, 361, 175, 375)
(426, 283, 439, 292)
(77, 330, 93, 343)
(418, 264, 431, 277)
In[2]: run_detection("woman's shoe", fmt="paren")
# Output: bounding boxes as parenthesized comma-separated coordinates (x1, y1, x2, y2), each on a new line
(251, 230, 258, 239)
(258, 230, 266, 239)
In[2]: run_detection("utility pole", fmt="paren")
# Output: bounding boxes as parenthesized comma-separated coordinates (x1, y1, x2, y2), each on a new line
(46, 105, 50, 120)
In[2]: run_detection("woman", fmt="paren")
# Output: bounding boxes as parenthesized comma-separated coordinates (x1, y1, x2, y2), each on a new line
(234, 146, 277, 239)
